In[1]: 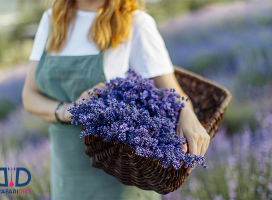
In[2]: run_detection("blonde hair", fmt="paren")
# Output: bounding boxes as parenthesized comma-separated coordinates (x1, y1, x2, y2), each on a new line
(45, 0, 145, 53)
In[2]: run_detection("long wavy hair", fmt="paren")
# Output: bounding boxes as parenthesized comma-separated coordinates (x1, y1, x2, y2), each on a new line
(45, 0, 145, 53)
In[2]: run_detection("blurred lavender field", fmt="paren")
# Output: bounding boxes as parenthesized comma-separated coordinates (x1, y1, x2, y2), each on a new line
(162, 111, 272, 200)
(0, 0, 272, 199)
(160, 0, 272, 133)
(0, 108, 50, 200)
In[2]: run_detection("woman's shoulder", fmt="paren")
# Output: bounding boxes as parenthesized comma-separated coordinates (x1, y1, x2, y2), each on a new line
(34, 9, 52, 34)
(38, 8, 52, 26)
(132, 9, 157, 31)
(44, 8, 52, 15)
(42, 8, 52, 20)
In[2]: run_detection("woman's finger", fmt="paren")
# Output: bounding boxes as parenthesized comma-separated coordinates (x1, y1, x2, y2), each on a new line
(186, 136, 198, 174)
(180, 131, 188, 154)
(85, 82, 107, 96)
(176, 124, 189, 172)
(95, 82, 108, 90)
(197, 138, 204, 156)
(199, 131, 210, 156)
(92, 83, 105, 93)
(200, 143, 206, 157)
(188, 135, 198, 156)
(201, 139, 210, 156)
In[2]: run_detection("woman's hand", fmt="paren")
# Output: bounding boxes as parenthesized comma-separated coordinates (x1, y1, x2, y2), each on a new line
(176, 106, 211, 175)
(60, 82, 108, 122)
(74, 82, 108, 103)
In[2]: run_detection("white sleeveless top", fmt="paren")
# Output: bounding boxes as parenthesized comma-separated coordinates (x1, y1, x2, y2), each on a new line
(29, 9, 174, 82)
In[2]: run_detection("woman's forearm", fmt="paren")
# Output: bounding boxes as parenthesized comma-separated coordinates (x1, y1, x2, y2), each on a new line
(172, 83, 194, 111)
(22, 90, 72, 123)
(151, 73, 194, 111)
(22, 61, 73, 123)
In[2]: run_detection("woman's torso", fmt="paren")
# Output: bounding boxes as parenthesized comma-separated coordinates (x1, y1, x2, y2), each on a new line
(33, 8, 163, 200)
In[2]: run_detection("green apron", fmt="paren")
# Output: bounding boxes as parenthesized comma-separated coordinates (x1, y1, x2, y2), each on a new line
(35, 43, 162, 200)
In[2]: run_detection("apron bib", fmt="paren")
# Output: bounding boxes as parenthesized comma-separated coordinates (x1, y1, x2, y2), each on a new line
(35, 44, 161, 200)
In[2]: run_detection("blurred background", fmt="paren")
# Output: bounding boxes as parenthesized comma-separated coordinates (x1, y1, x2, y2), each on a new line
(0, 0, 271, 199)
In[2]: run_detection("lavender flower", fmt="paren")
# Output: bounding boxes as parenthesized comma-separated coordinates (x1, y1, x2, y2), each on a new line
(68, 69, 208, 170)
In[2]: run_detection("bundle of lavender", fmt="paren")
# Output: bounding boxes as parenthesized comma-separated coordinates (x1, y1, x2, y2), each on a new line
(68, 69, 208, 170)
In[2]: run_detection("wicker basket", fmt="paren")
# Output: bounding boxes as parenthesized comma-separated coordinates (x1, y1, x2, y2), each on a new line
(83, 66, 232, 195)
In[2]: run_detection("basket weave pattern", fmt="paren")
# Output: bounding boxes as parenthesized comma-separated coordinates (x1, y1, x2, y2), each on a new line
(83, 66, 232, 194)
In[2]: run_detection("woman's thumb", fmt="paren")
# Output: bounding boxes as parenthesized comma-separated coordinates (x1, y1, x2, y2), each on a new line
(96, 82, 107, 89)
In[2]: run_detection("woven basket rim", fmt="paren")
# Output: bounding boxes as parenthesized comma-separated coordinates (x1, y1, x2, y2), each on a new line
(174, 66, 232, 109)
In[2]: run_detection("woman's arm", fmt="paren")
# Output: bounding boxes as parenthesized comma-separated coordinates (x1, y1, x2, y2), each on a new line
(151, 72, 210, 174)
(151, 73, 194, 110)
(22, 61, 106, 123)
(22, 61, 66, 122)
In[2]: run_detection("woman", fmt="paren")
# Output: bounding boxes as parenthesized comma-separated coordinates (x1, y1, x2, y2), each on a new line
(22, 0, 210, 199)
